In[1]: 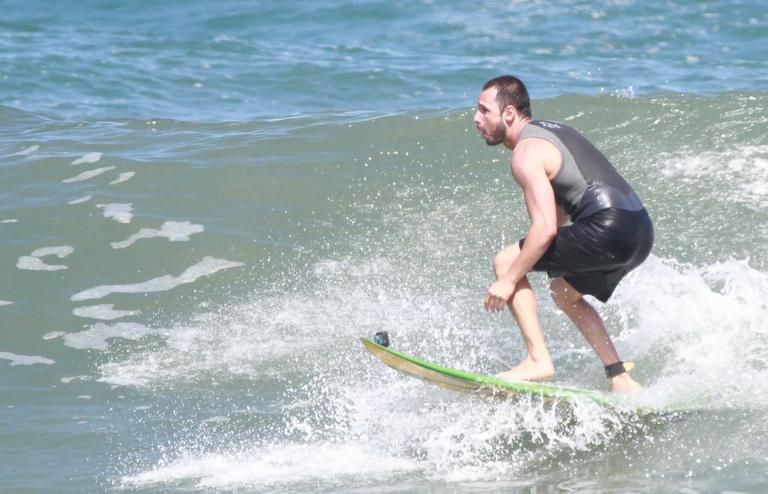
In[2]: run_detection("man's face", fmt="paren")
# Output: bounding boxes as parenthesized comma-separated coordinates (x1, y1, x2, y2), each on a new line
(474, 87, 507, 146)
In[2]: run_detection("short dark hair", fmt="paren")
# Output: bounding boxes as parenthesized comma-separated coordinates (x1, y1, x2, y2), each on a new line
(482, 75, 531, 118)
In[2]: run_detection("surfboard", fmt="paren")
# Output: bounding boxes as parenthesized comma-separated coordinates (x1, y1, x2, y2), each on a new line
(360, 336, 628, 409)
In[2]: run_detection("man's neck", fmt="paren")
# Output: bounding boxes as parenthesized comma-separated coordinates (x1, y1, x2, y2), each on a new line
(505, 117, 532, 149)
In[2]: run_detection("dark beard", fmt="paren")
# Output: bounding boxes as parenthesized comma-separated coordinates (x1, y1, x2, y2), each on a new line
(484, 122, 506, 145)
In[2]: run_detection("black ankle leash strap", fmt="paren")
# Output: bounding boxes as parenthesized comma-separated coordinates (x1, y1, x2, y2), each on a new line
(605, 361, 628, 378)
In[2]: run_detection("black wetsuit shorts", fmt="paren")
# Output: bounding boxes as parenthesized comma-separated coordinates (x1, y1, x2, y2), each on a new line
(520, 208, 653, 302)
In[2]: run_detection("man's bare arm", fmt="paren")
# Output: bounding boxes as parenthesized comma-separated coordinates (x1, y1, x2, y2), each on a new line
(502, 141, 559, 285)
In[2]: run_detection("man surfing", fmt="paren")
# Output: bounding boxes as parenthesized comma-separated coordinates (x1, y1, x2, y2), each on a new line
(473, 75, 653, 393)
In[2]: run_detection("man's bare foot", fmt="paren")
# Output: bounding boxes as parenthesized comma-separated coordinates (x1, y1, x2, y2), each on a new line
(495, 356, 555, 382)
(608, 373, 643, 393)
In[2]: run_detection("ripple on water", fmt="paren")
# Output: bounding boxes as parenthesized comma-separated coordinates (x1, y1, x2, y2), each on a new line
(70, 152, 103, 165)
(62, 166, 116, 183)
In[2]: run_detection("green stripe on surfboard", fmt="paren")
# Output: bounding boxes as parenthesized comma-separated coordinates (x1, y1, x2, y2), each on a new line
(360, 337, 623, 408)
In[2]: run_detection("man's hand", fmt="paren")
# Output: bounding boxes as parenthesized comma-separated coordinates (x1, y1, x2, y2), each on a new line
(484, 279, 516, 312)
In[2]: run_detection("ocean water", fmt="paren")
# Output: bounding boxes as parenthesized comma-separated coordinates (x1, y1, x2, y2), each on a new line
(1, 1, 768, 492)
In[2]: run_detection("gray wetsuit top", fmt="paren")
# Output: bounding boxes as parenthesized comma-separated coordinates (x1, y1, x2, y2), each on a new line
(519, 120, 644, 222)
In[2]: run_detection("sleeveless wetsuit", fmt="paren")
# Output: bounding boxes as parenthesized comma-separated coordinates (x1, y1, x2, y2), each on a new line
(518, 120, 653, 302)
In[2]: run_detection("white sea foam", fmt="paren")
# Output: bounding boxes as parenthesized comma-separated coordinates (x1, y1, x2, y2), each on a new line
(609, 255, 768, 408)
(62, 166, 116, 183)
(111, 221, 204, 249)
(0, 352, 55, 366)
(73, 304, 140, 320)
(62, 322, 158, 350)
(108, 247, 768, 491)
(661, 145, 768, 210)
(105, 250, 768, 490)
(70, 257, 244, 302)
(96, 255, 459, 389)
(110, 171, 135, 185)
(11, 145, 39, 156)
(30, 245, 74, 258)
(43, 331, 66, 340)
(16, 245, 74, 271)
(1, 219, 19, 224)
(68, 195, 93, 205)
(98, 325, 203, 387)
(0, 300, 13, 307)
(16, 256, 68, 271)
(96, 203, 133, 223)
(122, 443, 420, 490)
(60, 375, 91, 384)
(104, 168, 768, 492)
(71, 152, 103, 165)
(120, 379, 615, 489)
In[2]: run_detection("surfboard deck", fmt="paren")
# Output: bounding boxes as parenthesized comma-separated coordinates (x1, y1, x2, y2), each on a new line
(360, 337, 628, 409)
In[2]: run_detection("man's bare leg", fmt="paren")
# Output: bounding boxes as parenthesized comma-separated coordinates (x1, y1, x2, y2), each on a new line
(493, 244, 555, 382)
(549, 277, 641, 393)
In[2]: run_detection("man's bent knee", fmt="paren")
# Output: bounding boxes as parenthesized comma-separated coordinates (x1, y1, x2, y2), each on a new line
(550, 278, 582, 307)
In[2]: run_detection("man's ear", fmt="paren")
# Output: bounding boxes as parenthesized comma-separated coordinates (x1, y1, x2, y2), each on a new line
(502, 105, 516, 123)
